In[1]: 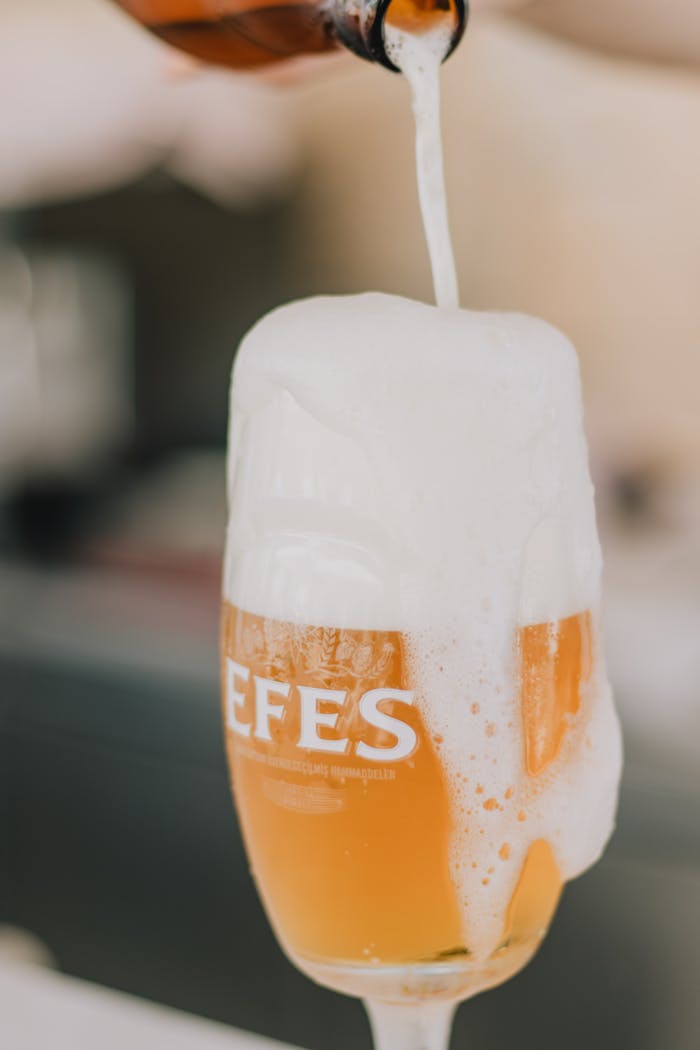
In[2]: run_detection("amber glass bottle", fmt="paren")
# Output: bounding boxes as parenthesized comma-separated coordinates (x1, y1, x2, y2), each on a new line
(115, 0, 467, 71)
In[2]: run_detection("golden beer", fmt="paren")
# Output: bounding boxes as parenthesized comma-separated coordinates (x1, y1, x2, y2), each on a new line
(221, 602, 593, 981)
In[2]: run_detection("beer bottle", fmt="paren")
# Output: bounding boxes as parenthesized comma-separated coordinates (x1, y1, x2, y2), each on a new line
(115, 0, 467, 71)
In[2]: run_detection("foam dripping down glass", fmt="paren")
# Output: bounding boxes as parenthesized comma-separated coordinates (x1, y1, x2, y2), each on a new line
(221, 14, 621, 1050)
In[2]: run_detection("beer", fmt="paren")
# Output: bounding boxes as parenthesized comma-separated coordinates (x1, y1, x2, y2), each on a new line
(221, 294, 622, 1004)
(221, 601, 601, 993)
(519, 610, 593, 777)
(222, 604, 464, 967)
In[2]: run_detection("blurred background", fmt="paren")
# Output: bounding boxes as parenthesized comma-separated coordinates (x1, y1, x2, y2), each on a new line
(1, 1, 699, 1048)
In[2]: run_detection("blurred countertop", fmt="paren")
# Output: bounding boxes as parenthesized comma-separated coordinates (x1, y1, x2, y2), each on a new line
(0, 956, 295, 1050)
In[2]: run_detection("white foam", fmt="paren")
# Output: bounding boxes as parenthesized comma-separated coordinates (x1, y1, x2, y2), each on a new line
(384, 24, 459, 309)
(224, 293, 622, 961)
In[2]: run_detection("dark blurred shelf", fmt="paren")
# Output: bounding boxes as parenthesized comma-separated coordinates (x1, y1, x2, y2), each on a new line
(15, 177, 300, 460)
(0, 560, 219, 686)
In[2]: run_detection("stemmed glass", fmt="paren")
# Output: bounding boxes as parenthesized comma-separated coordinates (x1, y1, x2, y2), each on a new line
(218, 305, 622, 1050)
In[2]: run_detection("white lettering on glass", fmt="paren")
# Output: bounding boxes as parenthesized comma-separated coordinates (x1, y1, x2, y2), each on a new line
(356, 688, 417, 763)
(226, 659, 419, 762)
(226, 659, 251, 738)
(253, 675, 290, 741)
(297, 687, 349, 754)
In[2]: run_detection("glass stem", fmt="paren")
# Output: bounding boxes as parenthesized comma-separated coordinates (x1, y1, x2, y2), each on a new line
(364, 999, 457, 1050)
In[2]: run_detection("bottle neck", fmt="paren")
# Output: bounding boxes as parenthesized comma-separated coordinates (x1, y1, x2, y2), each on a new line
(331, 0, 468, 71)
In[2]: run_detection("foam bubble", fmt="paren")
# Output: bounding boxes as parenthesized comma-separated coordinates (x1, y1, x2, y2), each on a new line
(225, 293, 622, 960)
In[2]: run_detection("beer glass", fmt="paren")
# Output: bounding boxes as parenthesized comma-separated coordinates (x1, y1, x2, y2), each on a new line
(220, 295, 621, 1049)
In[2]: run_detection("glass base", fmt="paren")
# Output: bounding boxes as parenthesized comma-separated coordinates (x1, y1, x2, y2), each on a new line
(295, 945, 535, 1003)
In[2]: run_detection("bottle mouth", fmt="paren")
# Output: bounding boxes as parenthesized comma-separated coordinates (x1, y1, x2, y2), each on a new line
(332, 0, 467, 72)
(368, 0, 468, 71)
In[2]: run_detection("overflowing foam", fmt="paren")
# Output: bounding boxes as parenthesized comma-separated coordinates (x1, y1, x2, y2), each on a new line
(224, 293, 622, 961)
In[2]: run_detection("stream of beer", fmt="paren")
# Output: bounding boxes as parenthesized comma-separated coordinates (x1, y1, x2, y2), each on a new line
(384, 25, 460, 309)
